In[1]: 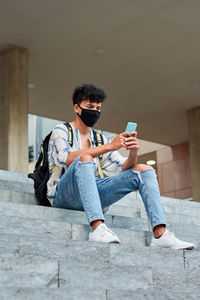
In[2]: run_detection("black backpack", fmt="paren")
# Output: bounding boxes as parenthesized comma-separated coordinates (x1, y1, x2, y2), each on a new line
(28, 122, 104, 207)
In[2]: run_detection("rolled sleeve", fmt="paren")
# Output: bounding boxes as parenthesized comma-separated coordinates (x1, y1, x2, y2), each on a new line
(50, 125, 72, 168)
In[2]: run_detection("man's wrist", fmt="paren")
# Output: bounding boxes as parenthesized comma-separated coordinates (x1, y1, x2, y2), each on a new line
(128, 150, 138, 164)
(129, 149, 138, 158)
(106, 142, 113, 152)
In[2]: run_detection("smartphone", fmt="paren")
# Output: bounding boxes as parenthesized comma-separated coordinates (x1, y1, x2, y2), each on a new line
(125, 122, 137, 136)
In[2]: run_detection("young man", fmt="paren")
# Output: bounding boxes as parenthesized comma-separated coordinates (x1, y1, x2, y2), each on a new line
(47, 84, 194, 250)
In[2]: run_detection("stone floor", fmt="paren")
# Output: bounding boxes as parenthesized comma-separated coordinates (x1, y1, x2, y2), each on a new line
(0, 170, 200, 299)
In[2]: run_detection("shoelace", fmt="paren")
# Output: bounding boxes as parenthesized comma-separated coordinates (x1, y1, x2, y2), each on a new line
(166, 230, 188, 244)
(100, 225, 116, 237)
(166, 230, 176, 239)
(167, 231, 175, 236)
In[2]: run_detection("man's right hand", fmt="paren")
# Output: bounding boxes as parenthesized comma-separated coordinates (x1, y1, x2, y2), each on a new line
(110, 132, 131, 151)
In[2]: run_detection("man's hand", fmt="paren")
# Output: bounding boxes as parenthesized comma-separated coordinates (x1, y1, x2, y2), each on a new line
(124, 131, 139, 154)
(110, 131, 139, 153)
(122, 131, 139, 171)
(110, 132, 130, 151)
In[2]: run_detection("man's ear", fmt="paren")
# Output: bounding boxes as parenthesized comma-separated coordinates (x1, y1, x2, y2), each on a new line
(73, 104, 79, 114)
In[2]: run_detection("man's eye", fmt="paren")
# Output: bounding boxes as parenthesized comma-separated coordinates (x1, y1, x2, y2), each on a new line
(87, 105, 100, 110)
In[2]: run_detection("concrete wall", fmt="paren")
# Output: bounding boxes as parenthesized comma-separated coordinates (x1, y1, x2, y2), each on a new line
(157, 142, 192, 199)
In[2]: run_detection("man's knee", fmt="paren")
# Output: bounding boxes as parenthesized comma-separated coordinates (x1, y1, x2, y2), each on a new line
(132, 163, 153, 172)
(79, 154, 94, 162)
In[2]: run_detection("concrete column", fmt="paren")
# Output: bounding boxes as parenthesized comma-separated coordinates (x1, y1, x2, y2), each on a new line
(187, 106, 200, 202)
(0, 45, 29, 173)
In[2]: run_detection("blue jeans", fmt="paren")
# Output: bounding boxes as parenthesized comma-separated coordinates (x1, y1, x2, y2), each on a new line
(53, 156, 166, 230)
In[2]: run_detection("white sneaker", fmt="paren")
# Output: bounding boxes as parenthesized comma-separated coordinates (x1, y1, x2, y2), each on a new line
(89, 223, 120, 244)
(150, 229, 194, 250)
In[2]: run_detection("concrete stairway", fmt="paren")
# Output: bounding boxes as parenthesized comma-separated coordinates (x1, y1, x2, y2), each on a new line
(0, 170, 200, 299)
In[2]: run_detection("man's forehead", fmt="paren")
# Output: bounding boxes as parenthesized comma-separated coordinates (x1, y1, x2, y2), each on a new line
(82, 100, 101, 106)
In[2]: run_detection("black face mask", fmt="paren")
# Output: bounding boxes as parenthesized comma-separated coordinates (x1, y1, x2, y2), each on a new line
(77, 104, 101, 127)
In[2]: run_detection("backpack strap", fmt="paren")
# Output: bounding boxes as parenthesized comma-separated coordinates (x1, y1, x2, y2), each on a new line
(39, 132, 52, 167)
(63, 122, 73, 147)
(92, 129, 104, 178)
(92, 130, 103, 157)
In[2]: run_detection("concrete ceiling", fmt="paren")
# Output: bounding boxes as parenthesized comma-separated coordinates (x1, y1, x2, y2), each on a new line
(1, 0, 200, 146)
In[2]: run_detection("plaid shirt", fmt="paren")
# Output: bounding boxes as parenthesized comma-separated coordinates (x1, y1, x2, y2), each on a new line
(47, 123, 127, 204)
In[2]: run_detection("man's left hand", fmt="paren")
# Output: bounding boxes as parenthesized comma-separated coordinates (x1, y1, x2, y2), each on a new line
(124, 132, 139, 153)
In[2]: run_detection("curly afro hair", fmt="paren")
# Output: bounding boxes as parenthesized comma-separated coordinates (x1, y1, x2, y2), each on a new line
(72, 84, 107, 105)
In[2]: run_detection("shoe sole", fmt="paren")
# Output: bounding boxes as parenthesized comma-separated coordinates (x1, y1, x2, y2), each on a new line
(172, 245, 194, 250)
(150, 245, 194, 250)
(109, 240, 120, 244)
(88, 239, 120, 244)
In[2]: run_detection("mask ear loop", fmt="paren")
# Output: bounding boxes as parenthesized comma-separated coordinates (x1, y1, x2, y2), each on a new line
(76, 104, 82, 117)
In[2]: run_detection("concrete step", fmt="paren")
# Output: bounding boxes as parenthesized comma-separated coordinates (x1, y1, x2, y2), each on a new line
(119, 193, 200, 216)
(0, 188, 36, 205)
(0, 257, 153, 290)
(0, 223, 200, 267)
(0, 230, 199, 275)
(0, 288, 199, 300)
(170, 222, 200, 239)
(107, 289, 200, 300)
(0, 213, 155, 247)
(0, 256, 199, 291)
(1, 170, 200, 213)
(1, 168, 198, 209)
(0, 170, 199, 297)
(0, 184, 200, 217)
(152, 267, 200, 290)
(0, 233, 199, 294)
(0, 233, 186, 268)
(122, 192, 200, 209)
(0, 288, 106, 300)
(0, 200, 199, 248)
(0, 170, 34, 194)
(109, 203, 200, 226)
(1, 184, 200, 220)
(0, 200, 150, 231)
(0, 258, 59, 288)
(1, 193, 200, 236)
(0, 234, 19, 258)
